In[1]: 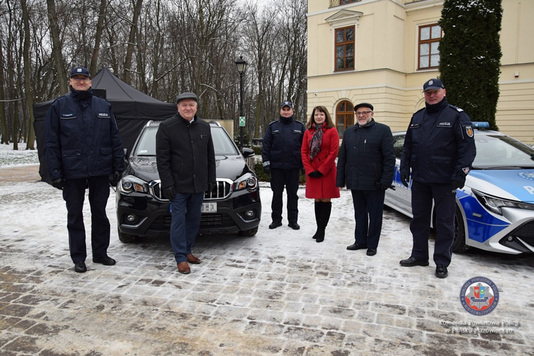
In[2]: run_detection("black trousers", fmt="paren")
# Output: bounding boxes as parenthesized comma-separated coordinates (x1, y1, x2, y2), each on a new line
(410, 180, 456, 266)
(351, 189, 386, 249)
(62, 176, 111, 263)
(270, 168, 300, 224)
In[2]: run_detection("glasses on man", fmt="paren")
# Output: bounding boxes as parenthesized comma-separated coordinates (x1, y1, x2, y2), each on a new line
(71, 76, 90, 81)
(355, 110, 372, 116)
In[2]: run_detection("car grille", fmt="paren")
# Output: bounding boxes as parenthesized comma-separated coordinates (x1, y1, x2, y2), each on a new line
(149, 179, 232, 201)
(205, 179, 232, 200)
(153, 213, 235, 230)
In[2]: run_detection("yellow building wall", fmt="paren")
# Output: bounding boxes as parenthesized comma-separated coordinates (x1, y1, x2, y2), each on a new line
(307, 0, 534, 143)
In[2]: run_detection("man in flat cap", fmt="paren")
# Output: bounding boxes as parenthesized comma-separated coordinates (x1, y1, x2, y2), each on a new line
(336, 102, 395, 257)
(399, 78, 476, 278)
(156, 92, 216, 274)
(45, 66, 124, 273)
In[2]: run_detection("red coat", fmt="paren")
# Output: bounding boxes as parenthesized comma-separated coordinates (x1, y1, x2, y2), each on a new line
(301, 125, 340, 199)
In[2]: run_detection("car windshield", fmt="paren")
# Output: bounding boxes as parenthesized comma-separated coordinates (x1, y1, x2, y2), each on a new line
(473, 134, 534, 169)
(133, 125, 240, 157)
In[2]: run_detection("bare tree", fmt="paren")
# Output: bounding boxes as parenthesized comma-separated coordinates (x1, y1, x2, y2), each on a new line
(0, 0, 309, 149)
(123, 0, 143, 84)
(89, 0, 108, 76)
(21, 0, 35, 149)
(46, 0, 67, 93)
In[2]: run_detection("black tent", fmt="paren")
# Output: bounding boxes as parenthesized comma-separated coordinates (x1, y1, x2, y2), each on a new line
(34, 67, 176, 182)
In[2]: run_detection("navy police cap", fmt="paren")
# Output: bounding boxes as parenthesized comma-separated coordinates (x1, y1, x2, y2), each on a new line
(423, 78, 445, 91)
(70, 67, 91, 78)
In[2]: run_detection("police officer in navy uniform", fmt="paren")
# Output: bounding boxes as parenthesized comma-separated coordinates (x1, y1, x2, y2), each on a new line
(45, 67, 124, 273)
(399, 78, 476, 278)
(262, 101, 305, 230)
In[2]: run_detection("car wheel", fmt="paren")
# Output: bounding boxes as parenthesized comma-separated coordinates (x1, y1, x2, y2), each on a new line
(452, 206, 468, 253)
(239, 227, 258, 237)
(118, 230, 139, 243)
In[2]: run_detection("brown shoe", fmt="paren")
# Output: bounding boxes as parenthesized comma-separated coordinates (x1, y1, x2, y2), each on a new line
(187, 254, 201, 264)
(177, 261, 191, 274)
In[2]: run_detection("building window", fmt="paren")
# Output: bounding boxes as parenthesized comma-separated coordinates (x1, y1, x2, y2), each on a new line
(418, 24, 443, 70)
(335, 26, 355, 71)
(330, 0, 360, 6)
(336, 100, 354, 137)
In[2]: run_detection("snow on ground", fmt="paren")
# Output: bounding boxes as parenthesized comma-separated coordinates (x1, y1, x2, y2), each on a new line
(0, 141, 39, 167)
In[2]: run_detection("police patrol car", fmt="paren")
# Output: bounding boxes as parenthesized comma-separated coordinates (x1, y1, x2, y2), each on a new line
(385, 122, 534, 254)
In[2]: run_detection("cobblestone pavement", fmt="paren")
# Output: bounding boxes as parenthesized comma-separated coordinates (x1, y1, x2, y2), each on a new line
(1, 165, 533, 355)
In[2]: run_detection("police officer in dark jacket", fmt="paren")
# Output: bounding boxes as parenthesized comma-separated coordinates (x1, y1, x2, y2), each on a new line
(156, 92, 216, 274)
(45, 67, 124, 273)
(399, 78, 476, 278)
(337, 103, 395, 256)
(262, 101, 305, 230)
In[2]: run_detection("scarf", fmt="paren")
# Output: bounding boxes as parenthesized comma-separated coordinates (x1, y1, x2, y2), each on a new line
(309, 123, 323, 160)
(71, 87, 93, 111)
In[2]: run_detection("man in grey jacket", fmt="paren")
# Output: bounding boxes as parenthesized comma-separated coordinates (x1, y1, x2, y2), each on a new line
(156, 92, 216, 274)
(336, 102, 395, 256)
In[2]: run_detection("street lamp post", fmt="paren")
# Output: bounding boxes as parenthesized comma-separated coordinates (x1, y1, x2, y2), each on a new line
(235, 56, 247, 151)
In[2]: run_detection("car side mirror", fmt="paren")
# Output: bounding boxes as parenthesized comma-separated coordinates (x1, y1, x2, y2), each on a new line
(241, 147, 254, 158)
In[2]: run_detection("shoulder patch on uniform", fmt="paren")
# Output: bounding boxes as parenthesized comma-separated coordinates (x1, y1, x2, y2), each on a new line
(449, 104, 464, 112)
(465, 125, 474, 138)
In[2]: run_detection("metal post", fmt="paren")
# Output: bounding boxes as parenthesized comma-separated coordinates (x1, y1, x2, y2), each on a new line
(239, 71, 244, 151)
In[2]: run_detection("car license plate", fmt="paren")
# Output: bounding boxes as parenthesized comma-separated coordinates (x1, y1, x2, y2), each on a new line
(201, 202, 217, 213)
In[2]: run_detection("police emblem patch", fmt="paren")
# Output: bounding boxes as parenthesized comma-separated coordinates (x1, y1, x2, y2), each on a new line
(465, 126, 474, 138)
(460, 276, 499, 316)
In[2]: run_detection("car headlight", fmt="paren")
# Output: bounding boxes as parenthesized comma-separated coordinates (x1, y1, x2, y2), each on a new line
(234, 173, 258, 191)
(473, 189, 534, 215)
(118, 175, 149, 194)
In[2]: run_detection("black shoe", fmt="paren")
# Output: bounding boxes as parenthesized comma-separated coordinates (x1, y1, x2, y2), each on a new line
(346, 243, 367, 251)
(74, 261, 87, 273)
(366, 248, 377, 256)
(288, 222, 300, 230)
(435, 265, 448, 278)
(399, 256, 429, 267)
(93, 256, 116, 266)
(269, 221, 282, 229)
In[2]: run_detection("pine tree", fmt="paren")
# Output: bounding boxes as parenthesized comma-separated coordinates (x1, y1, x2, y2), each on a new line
(439, 0, 502, 129)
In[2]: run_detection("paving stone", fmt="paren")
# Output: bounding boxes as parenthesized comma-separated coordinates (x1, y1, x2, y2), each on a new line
(1, 172, 534, 355)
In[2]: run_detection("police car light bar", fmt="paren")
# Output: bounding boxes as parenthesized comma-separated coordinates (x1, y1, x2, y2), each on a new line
(472, 122, 490, 129)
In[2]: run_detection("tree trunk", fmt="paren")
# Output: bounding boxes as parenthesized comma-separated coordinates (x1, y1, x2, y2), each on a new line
(123, 0, 143, 84)
(90, 0, 108, 76)
(21, 0, 35, 149)
(46, 0, 67, 94)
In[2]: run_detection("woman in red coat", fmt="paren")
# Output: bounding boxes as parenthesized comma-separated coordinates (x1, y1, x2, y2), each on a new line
(301, 106, 340, 242)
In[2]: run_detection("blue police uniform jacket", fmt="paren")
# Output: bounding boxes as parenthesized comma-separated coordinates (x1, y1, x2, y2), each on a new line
(261, 116, 305, 170)
(336, 119, 395, 191)
(400, 98, 476, 185)
(45, 89, 124, 181)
